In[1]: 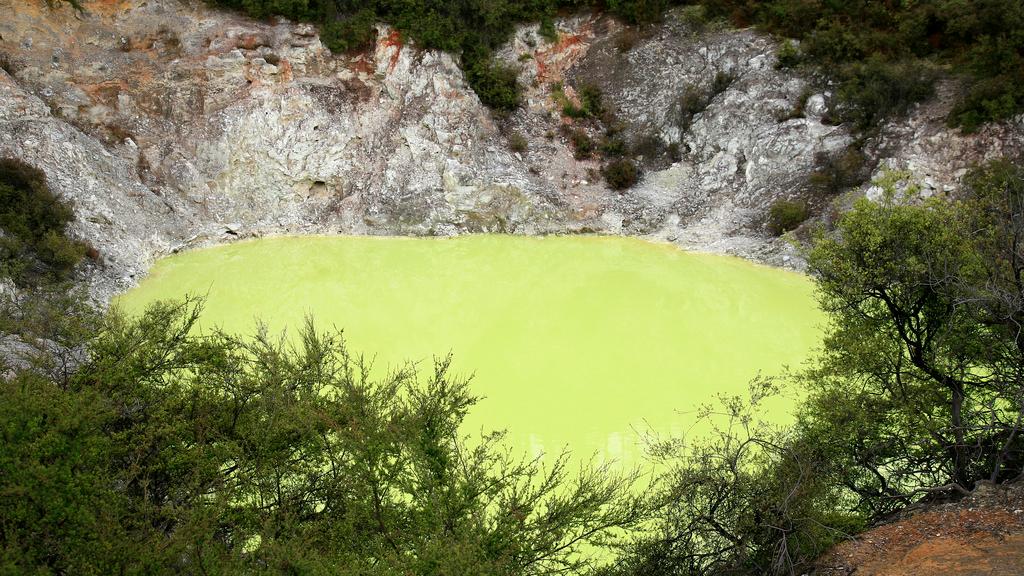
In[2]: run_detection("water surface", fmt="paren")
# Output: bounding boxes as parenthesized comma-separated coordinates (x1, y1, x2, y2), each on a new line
(119, 235, 821, 464)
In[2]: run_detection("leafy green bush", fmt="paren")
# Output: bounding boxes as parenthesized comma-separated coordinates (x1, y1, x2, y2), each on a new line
(539, 16, 558, 42)
(766, 198, 808, 234)
(600, 137, 627, 157)
(320, 9, 377, 53)
(775, 39, 800, 68)
(558, 83, 605, 119)
(604, 380, 861, 576)
(609, 159, 1024, 576)
(465, 54, 521, 111)
(0, 297, 649, 574)
(830, 58, 935, 130)
(694, 0, 1024, 131)
(604, 159, 639, 190)
(571, 129, 594, 159)
(950, 74, 1024, 132)
(606, 0, 669, 25)
(0, 159, 87, 286)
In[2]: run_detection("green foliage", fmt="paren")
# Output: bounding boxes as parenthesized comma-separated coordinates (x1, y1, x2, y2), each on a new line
(605, 380, 861, 576)
(0, 296, 649, 575)
(694, 0, 1024, 131)
(831, 59, 935, 131)
(599, 137, 627, 157)
(539, 16, 558, 43)
(806, 163, 1024, 494)
(950, 74, 1024, 132)
(606, 0, 669, 25)
(508, 131, 528, 153)
(603, 159, 639, 190)
(320, 9, 378, 53)
(557, 83, 605, 119)
(0, 159, 87, 287)
(609, 159, 1024, 575)
(571, 129, 594, 159)
(465, 53, 521, 111)
(766, 199, 808, 235)
(807, 146, 870, 195)
(774, 39, 800, 68)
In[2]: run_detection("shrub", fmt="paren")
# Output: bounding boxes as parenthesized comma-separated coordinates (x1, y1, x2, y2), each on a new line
(571, 129, 594, 159)
(465, 55, 521, 111)
(767, 198, 809, 234)
(579, 83, 605, 117)
(830, 58, 935, 131)
(600, 137, 627, 157)
(677, 71, 734, 132)
(949, 74, 1024, 132)
(604, 159, 639, 190)
(808, 146, 870, 195)
(539, 16, 558, 42)
(0, 159, 87, 286)
(320, 9, 378, 53)
(0, 297, 650, 574)
(508, 132, 528, 153)
(667, 141, 682, 162)
(606, 0, 669, 25)
(558, 83, 605, 119)
(775, 39, 800, 68)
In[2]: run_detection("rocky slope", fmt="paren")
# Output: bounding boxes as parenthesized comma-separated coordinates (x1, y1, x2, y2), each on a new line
(1, 0, 1022, 300)
(817, 482, 1024, 576)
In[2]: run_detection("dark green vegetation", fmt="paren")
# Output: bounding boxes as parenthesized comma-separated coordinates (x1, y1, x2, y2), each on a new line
(201, 1, 1023, 133)
(0, 159, 87, 287)
(603, 159, 639, 191)
(3, 159, 1023, 575)
(766, 198, 808, 235)
(606, 159, 1024, 575)
(0, 294, 647, 575)
(705, 0, 1024, 132)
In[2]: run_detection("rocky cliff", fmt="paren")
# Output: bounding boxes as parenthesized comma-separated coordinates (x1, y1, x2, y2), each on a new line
(1, 0, 1022, 300)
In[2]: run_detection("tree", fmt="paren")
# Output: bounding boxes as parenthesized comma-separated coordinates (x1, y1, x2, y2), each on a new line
(0, 295, 650, 574)
(600, 379, 859, 576)
(606, 161, 1024, 576)
(806, 167, 1024, 495)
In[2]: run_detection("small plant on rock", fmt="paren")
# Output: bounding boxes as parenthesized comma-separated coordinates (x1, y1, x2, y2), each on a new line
(767, 199, 809, 235)
(604, 159, 639, 190)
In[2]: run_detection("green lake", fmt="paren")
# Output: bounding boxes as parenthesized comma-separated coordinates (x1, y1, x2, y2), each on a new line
(118, 235, 822, 465)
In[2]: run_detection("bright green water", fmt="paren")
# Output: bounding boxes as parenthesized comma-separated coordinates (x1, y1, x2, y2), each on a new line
(118, 235, 821, 465)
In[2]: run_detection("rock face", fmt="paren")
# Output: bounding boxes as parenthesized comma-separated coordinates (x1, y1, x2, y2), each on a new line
(0, 0, 1022, 299)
